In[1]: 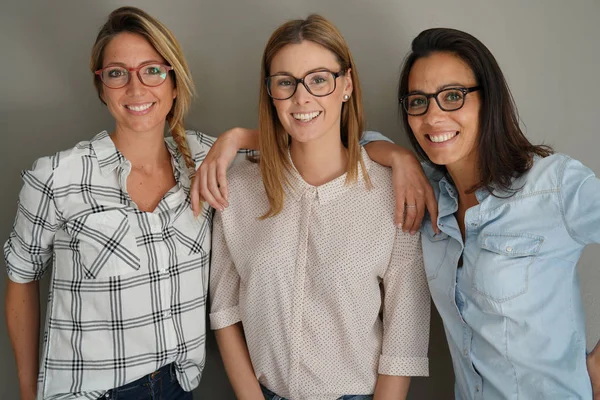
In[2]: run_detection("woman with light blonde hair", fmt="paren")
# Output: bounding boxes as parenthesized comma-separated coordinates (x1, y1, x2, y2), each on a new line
(4, 6, 260, 399)
(210, 14, 430, 400)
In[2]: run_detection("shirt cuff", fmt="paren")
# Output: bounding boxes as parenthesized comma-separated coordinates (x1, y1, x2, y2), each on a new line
(209, 305, 242, 330)
(378, 355, 429, 377)
(5, 262, 43, 283)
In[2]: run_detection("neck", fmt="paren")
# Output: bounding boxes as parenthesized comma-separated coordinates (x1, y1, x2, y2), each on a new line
(290, 131, 348, 187)
(446, 155, 480, 208)
(111, 124, 170, 169)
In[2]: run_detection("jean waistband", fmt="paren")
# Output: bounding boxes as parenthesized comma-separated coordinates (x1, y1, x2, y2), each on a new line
(109, 362, 174, 393)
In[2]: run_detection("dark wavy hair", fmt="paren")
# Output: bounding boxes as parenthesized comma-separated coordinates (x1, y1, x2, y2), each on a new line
(398, 28, 553, 195)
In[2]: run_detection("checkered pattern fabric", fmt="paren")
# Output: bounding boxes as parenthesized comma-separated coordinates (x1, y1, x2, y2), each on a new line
(4, 130, 226, 399)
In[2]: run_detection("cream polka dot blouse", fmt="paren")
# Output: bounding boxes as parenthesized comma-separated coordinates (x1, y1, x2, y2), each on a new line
(210, 148, 430, 399)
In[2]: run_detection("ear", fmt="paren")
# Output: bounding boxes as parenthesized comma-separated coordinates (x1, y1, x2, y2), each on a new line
(343, 68, 353, 99)
(172, 86, 177, 100)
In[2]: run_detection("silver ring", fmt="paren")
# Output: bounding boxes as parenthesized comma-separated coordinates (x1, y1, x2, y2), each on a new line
(405, 204, 417, 208)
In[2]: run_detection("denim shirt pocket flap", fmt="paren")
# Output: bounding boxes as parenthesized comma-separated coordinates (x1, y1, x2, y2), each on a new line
(481, 233, 543, 257)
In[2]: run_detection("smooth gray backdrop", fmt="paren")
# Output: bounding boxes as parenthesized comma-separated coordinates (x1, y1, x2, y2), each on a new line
(2, 1, 599, 399)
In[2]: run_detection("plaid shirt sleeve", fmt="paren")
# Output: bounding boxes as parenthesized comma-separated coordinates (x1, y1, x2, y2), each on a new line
(4, 155, 59, 283)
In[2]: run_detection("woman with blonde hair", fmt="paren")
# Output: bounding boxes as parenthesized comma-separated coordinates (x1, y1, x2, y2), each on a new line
(3, 6, 260, 399)
(210, 14, 430, 400)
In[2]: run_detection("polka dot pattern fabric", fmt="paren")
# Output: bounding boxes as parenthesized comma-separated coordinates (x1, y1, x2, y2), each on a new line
(210, 148, 430, 399)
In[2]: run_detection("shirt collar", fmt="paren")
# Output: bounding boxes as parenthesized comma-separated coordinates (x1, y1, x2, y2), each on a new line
(437, 174, 493, 210)
(91, 131, 188, 183)
(91, 131, 127, 176)
(285, 147, 372, 205)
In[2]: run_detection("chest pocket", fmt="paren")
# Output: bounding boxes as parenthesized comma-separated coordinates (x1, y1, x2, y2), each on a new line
(473, 233, 544, 302)
(421, 220, 450, 280)
(64, 210, 140, 279)
(170, 204, 211, 257)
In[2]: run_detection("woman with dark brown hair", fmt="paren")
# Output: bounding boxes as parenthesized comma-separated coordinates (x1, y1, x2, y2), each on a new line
(397, 27, 600, 399)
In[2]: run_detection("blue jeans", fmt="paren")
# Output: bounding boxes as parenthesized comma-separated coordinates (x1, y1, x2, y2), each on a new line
(102, 363, 193, 399)
(261, 384, 372, 400)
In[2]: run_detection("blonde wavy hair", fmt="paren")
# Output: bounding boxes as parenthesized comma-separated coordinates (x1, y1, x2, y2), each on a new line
(90, 6, 196, 172)
(258, 14, 370, 218)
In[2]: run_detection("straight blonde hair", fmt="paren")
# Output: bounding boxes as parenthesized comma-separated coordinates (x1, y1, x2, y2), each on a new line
(90, 6, 197, 173)
(258, 14, 370, 218)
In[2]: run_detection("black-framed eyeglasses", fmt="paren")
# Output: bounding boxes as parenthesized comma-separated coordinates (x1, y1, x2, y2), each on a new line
(266, 69, 345, 100)
(399, 86, 481, 116)
(95, 63, 174, 89)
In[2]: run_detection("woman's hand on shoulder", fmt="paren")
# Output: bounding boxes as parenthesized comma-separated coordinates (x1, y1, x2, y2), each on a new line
(364, 140, 439, 234)
(389, 149, 438, 235)
(190, 127, 258, 215)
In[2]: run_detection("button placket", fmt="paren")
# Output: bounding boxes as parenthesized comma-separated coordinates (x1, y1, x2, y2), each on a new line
(289, 189, 315, 397)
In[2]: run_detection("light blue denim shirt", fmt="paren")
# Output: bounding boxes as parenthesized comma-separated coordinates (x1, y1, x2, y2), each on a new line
(421, 154, 600, 399)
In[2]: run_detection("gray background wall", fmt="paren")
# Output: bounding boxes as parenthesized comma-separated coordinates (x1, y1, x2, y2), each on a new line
(1, 0, 599, 399)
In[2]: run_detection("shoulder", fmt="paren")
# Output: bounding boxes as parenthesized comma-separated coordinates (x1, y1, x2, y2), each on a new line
(514, 153, 588, 192)
(228, 158, 262, 190)
(220, 159, 267, 220)
(183, 130, 217, 158)
(29, 131, 108, 175)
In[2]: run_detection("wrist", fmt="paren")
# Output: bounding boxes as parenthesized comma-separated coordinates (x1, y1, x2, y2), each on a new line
(390, 148, 418, 168)
(19, 383, 36, 400)
(223, 127, 243, 148)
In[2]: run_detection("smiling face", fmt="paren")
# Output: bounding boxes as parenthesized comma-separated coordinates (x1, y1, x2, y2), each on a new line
(269, 40, 352, 145)
(100, 32, 176, 135)
(407, 52, 481, 169)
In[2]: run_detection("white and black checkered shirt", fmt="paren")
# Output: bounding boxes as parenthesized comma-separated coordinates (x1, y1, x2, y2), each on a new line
(4, 130, 219, 399)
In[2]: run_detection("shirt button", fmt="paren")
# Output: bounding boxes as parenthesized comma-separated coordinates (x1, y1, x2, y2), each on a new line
(463, 349, 468, 356)
(164, 310, 172, 318)
(506, 246, 513, 252)
(160, 268, 168, 274)
(476, 385, 480, 392)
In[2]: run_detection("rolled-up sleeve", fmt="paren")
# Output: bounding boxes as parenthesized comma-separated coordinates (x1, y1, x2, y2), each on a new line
(379, 229, 430, 376)
(4, 156, 58, 283)
(209, 210, 242, 329)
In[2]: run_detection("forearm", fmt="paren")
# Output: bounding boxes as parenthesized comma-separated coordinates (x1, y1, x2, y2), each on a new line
(5, 280, 40, 400)
(373, 375, 410, 400)
(363, 141, 415, 168)
(229, 127, 259, 151)
(214, 323, 263, 399)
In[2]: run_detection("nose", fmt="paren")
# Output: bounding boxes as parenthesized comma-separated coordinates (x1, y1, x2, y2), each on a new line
(125, 71, 147, 96)
(422, 97, 446, 125)
(292, 81, 312, 104)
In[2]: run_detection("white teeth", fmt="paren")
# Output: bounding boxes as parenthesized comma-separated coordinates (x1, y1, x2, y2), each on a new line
(429, 132, 457, 143)
(126, 103, 153, 112)
(292, 111, 321, 122)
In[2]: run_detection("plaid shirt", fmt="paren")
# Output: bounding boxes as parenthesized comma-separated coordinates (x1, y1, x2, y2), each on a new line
(4, 130, 218, 400)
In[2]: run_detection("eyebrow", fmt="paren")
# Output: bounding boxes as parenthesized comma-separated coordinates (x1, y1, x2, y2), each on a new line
(269, 67, 337, 77)
(102, 60, 164, 68)
(407, 82, 474, 95)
